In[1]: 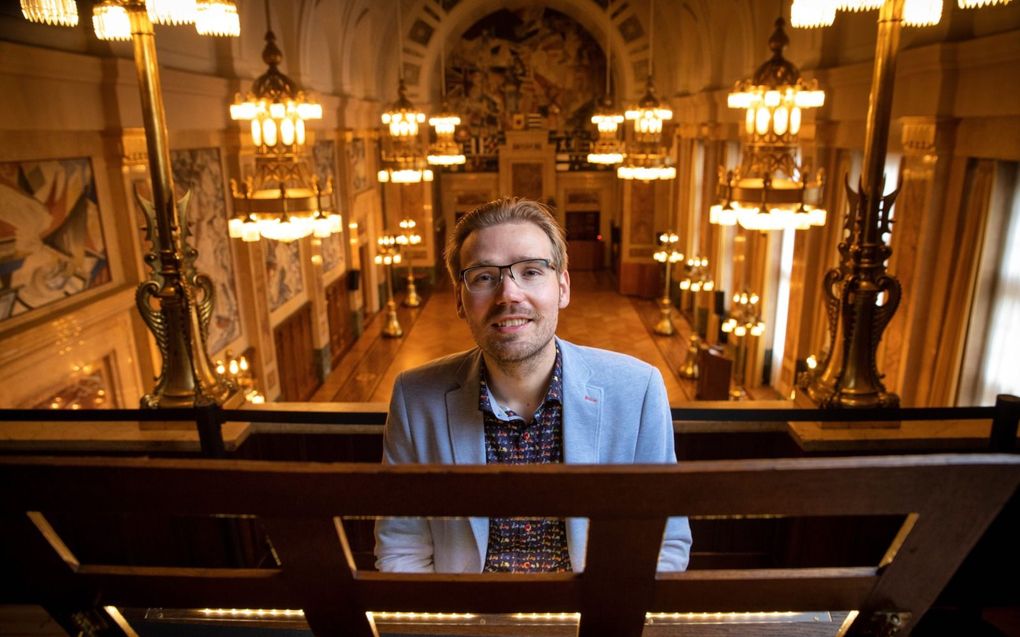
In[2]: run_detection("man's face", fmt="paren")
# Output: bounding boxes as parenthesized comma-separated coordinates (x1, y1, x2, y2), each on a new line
(456, 222, 570, 368)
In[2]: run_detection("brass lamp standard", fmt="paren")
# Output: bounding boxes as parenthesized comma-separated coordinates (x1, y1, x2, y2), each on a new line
(375, 235, 403, 338)
(652, 232, 684, 336)
(678, 256, 715, 327)
(396, 218, 423, 307)
(21, 0, 240, 408)
(214, 350, 265, 404)
(791, 0, 1011, 411)
(677, 257, 714, 379)
(721, 291, 766, 400)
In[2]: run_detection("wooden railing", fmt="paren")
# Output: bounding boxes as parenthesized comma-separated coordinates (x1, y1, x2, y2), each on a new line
(2, 453, 1018, 636)
(0, 393, 1016, 457)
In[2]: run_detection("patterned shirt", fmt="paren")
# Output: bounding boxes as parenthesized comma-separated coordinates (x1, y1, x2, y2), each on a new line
(479, 345, 572, 573)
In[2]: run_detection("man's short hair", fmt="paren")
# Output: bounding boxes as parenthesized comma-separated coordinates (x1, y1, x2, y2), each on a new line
(444, 197, 569, 286)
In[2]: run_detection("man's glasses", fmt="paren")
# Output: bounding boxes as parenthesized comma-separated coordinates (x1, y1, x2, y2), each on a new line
(459, 258, 556, 294)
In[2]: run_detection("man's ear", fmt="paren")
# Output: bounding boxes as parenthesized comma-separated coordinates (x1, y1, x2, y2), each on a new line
(455, 285, 466, 318)
(558, 269, 570, 309)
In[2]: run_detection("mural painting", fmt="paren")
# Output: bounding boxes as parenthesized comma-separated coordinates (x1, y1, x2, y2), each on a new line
(266, 240, 304, 312)
(23, 353, 118, 409)
(445, 8, 606, 137)
(313, 140, 345, 274)
(346, 137, 370, 193)
(170, 148, 241, 353)
(0, 157, 110, 322)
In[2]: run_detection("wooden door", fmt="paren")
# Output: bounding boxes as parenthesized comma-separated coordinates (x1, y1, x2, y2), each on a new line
(325, 278, 353, 368)
(273, 303, 318, 401)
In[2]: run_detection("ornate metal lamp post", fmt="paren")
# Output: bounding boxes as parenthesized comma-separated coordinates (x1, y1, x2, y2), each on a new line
(678, 256, 714, 331)
(396, 219, 423, 307)
(19, 0, 241, 408)
(793, 0, 1012, 409)
(677, 256, 714, 379)
(652, 232, 684, 336)
(722, 291, 766, 400)
(375, 234, 403, 338)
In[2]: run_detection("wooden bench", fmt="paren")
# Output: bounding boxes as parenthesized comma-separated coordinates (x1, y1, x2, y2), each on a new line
(1, 453, 1018, 636)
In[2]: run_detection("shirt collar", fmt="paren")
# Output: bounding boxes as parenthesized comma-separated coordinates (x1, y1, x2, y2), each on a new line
(479, 343, 563, 419)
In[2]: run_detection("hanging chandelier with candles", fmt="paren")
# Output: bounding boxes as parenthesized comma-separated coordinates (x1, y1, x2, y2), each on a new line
(64, 0, 240, 41)
(378, 7, 432, 184)
(379, 79, 434, 183)
(228, 22, 341, 243)
(790, 0, 988, 28)
(20, 0, 78, 26)
(617, 0, 675, 181)
(710, 17, 826, 231)
(588, 27, 625, 166)
(379, 79, 433, 184)
(427, 34, 466, 167)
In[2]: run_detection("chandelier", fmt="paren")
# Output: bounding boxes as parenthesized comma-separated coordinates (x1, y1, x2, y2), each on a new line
(78, 0, 239, 41)
(709, 17, 826, 231)
(588, 28, 624, 166)
(20, 0, 78, 26)
(791, 0, 969, 28)
(427, 35, 465, 167)
(379, 6, 431, 184)
(588, 102, 625, 166)
(378, 78, 432, 184)
(617, 0, 675, 181)
(426, 111, 465, 166)
(228, 24, 341, 243)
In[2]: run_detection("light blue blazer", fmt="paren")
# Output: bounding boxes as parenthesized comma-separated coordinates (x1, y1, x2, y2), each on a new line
(374, 337, 692, 573)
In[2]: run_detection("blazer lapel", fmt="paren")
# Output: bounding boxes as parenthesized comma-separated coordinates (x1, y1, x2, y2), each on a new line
(445, 349, 486, 465)
(559, 340, 601, 572)
(559, 339, 601, 465)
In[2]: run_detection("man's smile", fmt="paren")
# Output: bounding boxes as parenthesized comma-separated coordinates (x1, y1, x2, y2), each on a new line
(492, 317, 533, 331)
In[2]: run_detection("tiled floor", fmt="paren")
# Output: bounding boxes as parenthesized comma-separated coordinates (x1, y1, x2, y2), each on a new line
(314, 270, 711, 405)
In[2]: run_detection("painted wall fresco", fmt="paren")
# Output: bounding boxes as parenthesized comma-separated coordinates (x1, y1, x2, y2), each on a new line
(170, 147, 241, 353)
(313, 139, 345, 274)
(265, 239, 304, 312)
(346, 137, 370, 194)
(0, 157, 110, 322)
(23, 353, 118, 409)
(446, 8, 606, 136)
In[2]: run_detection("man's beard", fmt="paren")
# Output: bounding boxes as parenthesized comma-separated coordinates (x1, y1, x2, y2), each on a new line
(475, 305, 557, 368)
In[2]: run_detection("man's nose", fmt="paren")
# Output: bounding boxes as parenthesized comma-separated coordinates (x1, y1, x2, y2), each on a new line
(495, 268, 527, 300)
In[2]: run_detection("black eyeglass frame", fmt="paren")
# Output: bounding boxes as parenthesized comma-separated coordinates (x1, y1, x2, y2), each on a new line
(458, 258, 557, 293)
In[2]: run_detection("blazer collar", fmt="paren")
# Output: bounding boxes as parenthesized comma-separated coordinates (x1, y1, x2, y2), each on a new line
(445, 349, 486, 465)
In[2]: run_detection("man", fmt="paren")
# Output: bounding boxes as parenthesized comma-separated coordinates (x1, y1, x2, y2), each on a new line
(374, 197, 691, 573)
